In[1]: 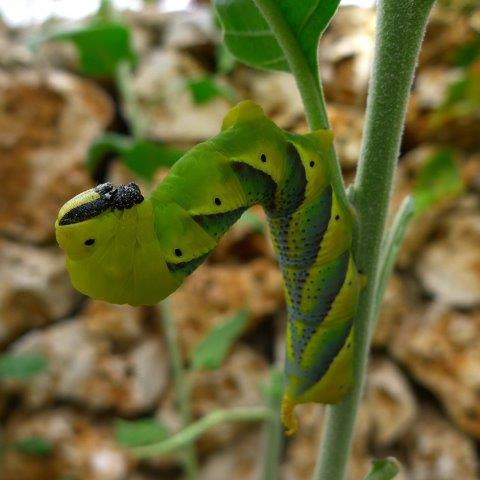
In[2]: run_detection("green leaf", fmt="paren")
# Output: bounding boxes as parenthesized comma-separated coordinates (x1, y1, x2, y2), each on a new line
(191, 310, 248, 371)
(36, 21, 136, 77)
(413, 149, 464, 215)
(216, 42, 237, 74)
(12, 437, 54, 457)
(186, 76, 238, 104)
(0, 353, 47, 379)
(364, 458, 400, 480)
(115, 418, 168, 448)
(214, 0, 341, 73)
(87, 134, 184, 181)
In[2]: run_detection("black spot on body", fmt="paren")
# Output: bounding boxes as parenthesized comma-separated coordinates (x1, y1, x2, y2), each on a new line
(214, 197, 222, 206)
(175, 248, 183, 257)
(309, 161, 315, 167)
(260, 153, 267, 163)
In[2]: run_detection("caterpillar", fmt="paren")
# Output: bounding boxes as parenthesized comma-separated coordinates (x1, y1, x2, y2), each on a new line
(55, 101, 362, 435)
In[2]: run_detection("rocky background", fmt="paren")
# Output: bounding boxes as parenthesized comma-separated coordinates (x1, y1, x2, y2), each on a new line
(0, 1, 479, 479)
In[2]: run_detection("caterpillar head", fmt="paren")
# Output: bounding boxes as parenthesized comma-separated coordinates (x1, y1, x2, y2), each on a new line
(55, 182, 182, 306)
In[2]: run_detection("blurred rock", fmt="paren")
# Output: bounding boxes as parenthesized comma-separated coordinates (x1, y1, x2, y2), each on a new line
(391, 304, 480, 438)
(364, 357, 417, 446)
(133, 50, 231, 143)
(405, 408, 478, 480)
(328, 103, 364, 168)
(373, 275, 411, 348)
(157, 345, 268, 454)
(170, 259, 283, 356)
(416, 195, 480, 307)
(320, 7, 375, 106)
(198, 428, 263, 480)
(82, 300, 147, 347)
(0, 69, 112, 242)
(245, 71, 304, 129)
(1, 408, 132, 480)
(4, 317, 168, 414)
(0, 239, 78, 346)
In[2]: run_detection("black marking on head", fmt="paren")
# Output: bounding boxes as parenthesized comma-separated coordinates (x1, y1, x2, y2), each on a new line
(309, 160, 315, 167)
(59, 182, 144, 226)
(84, 239, 95, 246)
(335, 214, 340, 221)
(260, 153, 267, 163)
(175, 248, 182, 257)
(214, 197, 222, 206)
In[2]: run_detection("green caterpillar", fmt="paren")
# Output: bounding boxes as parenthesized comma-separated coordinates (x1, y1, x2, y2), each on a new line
(56, 101, 362, 435)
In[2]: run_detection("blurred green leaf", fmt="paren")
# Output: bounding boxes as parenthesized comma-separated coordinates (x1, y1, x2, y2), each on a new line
(36, 21, 136, 77)
(12, 437, 54, 457)
(0, 353, 47, 379)
(454, 38, 480, 67)
(115, 418, 168, 448)
(186, 76, 238, 104)
(87, 134, 184, 181)
(238, 210, 265, 233)
(261, 368, 284, 404)
(214, 0, 341, 73)
(364, 458, 400, 480)
(413, 148, 464, 215)
(191, 310, 248, 371)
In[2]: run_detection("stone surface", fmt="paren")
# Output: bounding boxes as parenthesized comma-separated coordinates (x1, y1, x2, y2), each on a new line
(1, 408, 132, 480)
(157, 345, 268, 454)
(0, 69, 112, 242)
(133, 50, 231, 143)
(4, 317, 168, 414)
(0, 239, 79, 346)
(416, 196, 480, 307)
(405, 408, 478, 480)
(391, 304, 480, 438)
(170, 259, 284, 356)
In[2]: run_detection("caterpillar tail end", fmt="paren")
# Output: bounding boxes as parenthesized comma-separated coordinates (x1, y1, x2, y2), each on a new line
(281, 395, 298, 436)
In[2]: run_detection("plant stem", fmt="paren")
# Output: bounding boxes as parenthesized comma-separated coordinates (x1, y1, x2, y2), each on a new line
(314, 1, 435, 479)
(261, 369, 284, 480)
(115, 61, 147, 139)
(160, 299, 198, 480)
(374, 196, 415, 315)
(251, 0, 349, 215)
(132, 407, 271, 458)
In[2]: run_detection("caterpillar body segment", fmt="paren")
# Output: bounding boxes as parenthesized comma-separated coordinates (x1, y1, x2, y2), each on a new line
(56, 101, 361, 434)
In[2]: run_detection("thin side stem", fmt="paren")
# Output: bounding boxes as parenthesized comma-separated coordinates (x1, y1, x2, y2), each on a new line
(132, 407, 271, 458)
(160, 299, 198, 480)
(374, 196, 415, 315)
(115, 61, 147, 139)
(251, 0, 350, 252)
(261, 369, 284, 480)
(313, 2, 435, 479)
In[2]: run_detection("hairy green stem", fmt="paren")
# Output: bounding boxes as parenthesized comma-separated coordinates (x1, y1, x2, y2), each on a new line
(160, 299, 198, 479)
(132, 407, 270, 458)
(314, 1, 435, 479)
(251, 0, 350, 215)
(261, 369, 284, 480)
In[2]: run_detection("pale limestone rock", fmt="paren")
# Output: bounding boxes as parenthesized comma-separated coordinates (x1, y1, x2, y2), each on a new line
(416, 197, 480, 307)
(391, 304, 480, 438)
(157, 345, 268, 454)
(0, 69, 112, 242)
(406, 409, 478, 480)
(1, 408, 132, 480)
(198, 429, 263, 480)
(0, 239, 78, 345)
(169, 259, 283, 356)
(5, 318, 168, 414)
(319, 7, 375, 106)
(133, 50, 231, 143)
(364, 357, 417, 446)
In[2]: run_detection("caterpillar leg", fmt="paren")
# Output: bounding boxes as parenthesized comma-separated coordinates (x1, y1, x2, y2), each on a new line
(281, 394, 298, 436)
